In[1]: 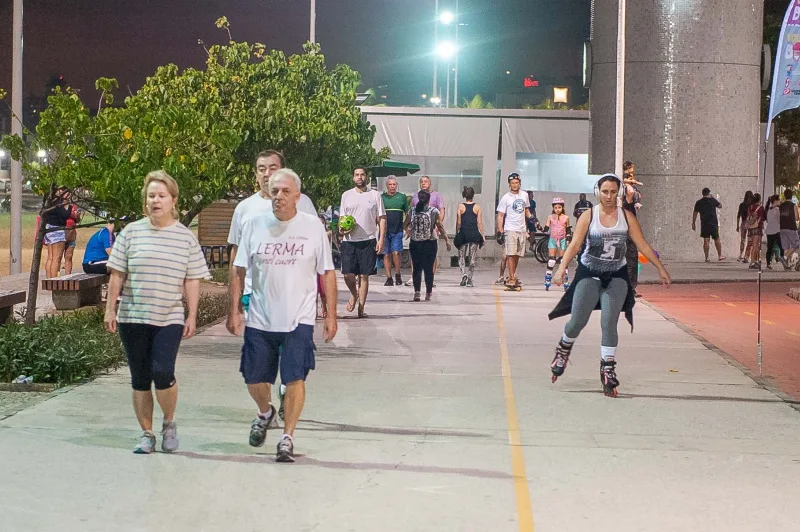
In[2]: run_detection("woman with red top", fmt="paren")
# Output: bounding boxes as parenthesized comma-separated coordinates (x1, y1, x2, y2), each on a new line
(62, 195, 81, 275)
(746, 193, 766, 269)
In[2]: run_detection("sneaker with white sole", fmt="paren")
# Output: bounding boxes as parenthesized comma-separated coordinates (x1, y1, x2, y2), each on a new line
(161, 421, 179, 453)
(249, 405, 276, 447)
(133, 431, 156, 454)
(276, 435, 295, 462)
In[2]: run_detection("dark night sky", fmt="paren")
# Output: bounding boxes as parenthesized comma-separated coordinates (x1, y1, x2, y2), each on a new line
(0, 0, 590, 104)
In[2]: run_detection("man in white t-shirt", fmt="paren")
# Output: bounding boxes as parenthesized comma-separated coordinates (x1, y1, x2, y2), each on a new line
(226, 149, 317, 425)
(339, 166, 386, 318)
(227, 168, 337, 463)
(496, 172, 531, 287)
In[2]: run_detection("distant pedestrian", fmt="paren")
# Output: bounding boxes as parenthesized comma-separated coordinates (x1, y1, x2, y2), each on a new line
(455, 186, 485, 287)
(405, 190, 451, 301)
(573, 193, 593, 220)
(105, 170, 210, 454)
(62, 192, 81, 275)
(544, 197, 571, 291)
(736, 191, 755, 262)
(745, 193, 765, 268)
(621, 161, 643, 295)
(779, 189, 800, 270)
(765, 195, 787, 270)
(496, 172, 532, 288)
(381, 176, 409, 286)
(42, 187, 71, 279)
(692, 187, 725, 262)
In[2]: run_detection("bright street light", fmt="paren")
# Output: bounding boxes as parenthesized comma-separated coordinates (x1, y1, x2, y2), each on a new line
(430, 96, 442, 105)
(440, 11, 454, 24)
(0, 150, 6, 159)
(37, 149, 47, 158)
(436, 41, 457, 60)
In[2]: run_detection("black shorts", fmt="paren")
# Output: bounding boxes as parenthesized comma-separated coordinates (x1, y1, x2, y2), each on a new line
(341, 239, 377, 276)
(118, 323, 183, 391)
(700, 226, 719, 239)
(240, 325, 316, 385)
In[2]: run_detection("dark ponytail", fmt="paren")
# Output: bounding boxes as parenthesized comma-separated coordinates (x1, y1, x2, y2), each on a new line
(462, 186, 475, 201)
(415, 190, 430, 213)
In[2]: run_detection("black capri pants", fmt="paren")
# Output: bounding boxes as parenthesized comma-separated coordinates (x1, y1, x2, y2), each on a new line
(118, 323, 184, 391)
(409, 239, 438, 293)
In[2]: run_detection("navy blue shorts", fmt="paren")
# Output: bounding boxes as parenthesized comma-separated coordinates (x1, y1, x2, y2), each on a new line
(240, 324, 316, 385)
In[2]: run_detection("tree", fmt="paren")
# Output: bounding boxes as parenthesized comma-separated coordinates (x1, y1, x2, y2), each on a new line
(461, 94, 495, 109)
(1, 18, 389, 323)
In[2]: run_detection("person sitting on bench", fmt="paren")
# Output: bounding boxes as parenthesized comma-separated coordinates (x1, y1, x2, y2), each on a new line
(82, 221, 116, 274)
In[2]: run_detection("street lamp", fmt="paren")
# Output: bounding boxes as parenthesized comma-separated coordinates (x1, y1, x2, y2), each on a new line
(436, 40, 457, 108)
(440, 10, 454, 25)
(430, 96, 442, 106)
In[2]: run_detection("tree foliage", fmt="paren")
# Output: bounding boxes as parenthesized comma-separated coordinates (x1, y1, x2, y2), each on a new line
(1, 19, 389, 224)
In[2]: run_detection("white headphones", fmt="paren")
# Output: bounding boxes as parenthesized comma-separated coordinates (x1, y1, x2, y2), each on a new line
(594, 173, 625, 199)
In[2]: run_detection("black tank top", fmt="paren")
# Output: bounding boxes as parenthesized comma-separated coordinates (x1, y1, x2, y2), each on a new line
(459, 203, 482, 244)
(779, 201, 798, 230)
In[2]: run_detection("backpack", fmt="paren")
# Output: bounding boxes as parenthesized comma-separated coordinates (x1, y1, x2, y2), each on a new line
(411, 208, 435, 241)
(746, 207, 761, 230)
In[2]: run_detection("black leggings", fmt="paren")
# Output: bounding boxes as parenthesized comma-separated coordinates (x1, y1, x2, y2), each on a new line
(766, 233, 784, 266)
(82, 262, 108, 274)
(119, 323, 183, 391)
(410, 240, 438, 294)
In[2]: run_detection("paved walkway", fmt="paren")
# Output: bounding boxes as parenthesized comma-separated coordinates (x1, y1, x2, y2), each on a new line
(2, 267, 800, 531)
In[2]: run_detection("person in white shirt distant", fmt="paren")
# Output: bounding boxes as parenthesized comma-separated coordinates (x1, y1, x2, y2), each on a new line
(227, 168, 337, 463)
(496, 172, 532, 287)
(339, 166, 386, 318)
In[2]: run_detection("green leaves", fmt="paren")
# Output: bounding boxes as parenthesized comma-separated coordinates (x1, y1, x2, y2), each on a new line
(0, 19, 387, 225)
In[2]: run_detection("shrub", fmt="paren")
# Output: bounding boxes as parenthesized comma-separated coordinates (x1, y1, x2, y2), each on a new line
(208, 267, 229, 285)
(0, 308, 125, 386)
(194, 292, 230, 329)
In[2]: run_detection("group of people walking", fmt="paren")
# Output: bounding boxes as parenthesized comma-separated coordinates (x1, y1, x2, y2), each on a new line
(98, 149, 679, 462)
(735, 189, 800, 270)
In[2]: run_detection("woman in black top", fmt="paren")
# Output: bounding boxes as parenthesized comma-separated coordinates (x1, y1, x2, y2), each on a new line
(455, 186, 485, 287)
(41, 188, 72, 278)
(736, 190, 754, 262)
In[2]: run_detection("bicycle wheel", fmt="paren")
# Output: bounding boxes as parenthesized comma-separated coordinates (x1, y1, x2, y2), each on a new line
(535, 237, 548, 263)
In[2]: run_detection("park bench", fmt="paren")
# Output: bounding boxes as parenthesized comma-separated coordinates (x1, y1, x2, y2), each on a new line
(42, 273, 108, 310)
(0, 289, 26, 324)
(198, 200, 236, 269)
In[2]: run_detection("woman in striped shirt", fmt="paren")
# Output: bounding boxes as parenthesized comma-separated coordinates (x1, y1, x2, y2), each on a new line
(105, 170, 210, 454)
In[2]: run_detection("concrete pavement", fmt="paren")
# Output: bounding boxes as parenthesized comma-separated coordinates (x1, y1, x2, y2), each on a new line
(2, 266, 800, 531)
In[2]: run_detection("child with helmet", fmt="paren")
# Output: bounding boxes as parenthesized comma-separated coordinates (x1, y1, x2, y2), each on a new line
(544, 197, 571, 291)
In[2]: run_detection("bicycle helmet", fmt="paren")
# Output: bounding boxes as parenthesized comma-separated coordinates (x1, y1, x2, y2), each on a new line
(507, 172, 521, 182)
(551, 197, 565, 205)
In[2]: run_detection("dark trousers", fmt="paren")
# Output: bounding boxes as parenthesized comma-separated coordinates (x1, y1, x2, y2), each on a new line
(626, 238, 638, 290)
(410, 240, 438, 294)
(766, 233, 784, 266)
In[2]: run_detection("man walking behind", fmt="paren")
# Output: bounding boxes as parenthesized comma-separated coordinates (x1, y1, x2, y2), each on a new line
(381, 175, 408, 286)
(339, 166, 386, 317)
(779, 189, 800, 270)
(692, 187, 725, 262)
(573, 193, 593, 220)
(496, 172, 531, 287)
(227, 168, 338, 462)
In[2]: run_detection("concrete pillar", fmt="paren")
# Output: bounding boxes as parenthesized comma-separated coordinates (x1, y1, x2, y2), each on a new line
(589, 1, 764, 260)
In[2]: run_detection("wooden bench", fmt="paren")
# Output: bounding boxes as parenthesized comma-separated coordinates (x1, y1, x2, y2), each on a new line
(198, 200, 236, 269)
(0, 289, 25, 324)
(42, 273, 109, 310)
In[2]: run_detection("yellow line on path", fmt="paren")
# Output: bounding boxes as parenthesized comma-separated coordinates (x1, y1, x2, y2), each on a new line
(493, 286, 535, 532)
(724, 302, 736, 307)
(710, 295, 720, 299)
(744, 311, 756, 316)
(788, 331, 800, 337)
(763, 320, 775, 325)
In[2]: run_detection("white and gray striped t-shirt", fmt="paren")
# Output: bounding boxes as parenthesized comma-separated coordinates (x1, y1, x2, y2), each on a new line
(108, 218, 210, 326)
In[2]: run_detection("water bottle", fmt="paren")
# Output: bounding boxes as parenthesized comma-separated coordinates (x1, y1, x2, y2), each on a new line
(12, 374, 26, 384)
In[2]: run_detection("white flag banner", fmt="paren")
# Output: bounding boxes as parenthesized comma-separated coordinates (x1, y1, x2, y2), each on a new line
(767, 0, 800, 139)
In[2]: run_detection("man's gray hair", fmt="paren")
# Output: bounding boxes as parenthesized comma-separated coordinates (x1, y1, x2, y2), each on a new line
(386, 175, 398, 183)
(269, 168, 302, 192)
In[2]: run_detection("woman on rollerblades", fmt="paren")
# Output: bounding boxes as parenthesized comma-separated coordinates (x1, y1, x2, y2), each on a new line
(547, 174, 671, 397)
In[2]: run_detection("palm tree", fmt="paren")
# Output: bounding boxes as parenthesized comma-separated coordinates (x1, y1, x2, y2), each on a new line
(461, 94, 495, 109)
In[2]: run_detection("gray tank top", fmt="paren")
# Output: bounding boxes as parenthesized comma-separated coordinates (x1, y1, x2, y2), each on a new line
(580, 207, 629, 272)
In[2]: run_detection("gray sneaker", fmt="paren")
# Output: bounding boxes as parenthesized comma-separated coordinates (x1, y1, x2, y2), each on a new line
(276, 435, 295, 463)
(161, 421, 179, 453)
(249, 405, 276, 447)
(133, 431, 156, 454)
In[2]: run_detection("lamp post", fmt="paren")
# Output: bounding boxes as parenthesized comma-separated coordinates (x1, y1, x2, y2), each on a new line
(614, 0, 626, 177)
(432, 0, 439, 104)
(10, 0, 23, 275)
(310, 0, 316, 44)
(436, 40, 456, 108)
